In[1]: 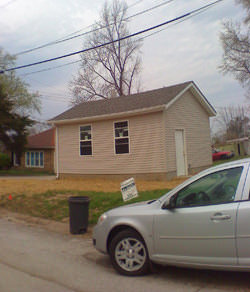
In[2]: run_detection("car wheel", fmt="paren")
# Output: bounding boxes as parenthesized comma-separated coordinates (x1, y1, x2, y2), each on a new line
(109, 229, 150, 276)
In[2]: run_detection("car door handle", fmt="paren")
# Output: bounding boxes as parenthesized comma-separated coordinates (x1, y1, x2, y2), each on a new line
(210, 213, 231, 221)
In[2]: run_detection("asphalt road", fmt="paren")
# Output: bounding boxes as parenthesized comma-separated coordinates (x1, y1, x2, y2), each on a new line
(0, 218, 250, 292)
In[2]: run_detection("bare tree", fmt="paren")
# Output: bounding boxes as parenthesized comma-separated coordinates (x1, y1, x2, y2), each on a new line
(216, 105, 249, 141)
(219, 0, 250, 99)
(70, 0, 142, 104)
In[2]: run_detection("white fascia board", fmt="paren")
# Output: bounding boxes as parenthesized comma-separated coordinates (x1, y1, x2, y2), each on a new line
(48, 104, 165, 125)
(165, 82, 216, 117)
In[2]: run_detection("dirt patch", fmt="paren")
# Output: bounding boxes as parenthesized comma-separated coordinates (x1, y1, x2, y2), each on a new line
(0, 177, 188, 197)
(0, 208, 93, 238)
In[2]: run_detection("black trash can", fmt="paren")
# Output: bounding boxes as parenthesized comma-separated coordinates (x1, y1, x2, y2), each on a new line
(68, 196, 90, 234)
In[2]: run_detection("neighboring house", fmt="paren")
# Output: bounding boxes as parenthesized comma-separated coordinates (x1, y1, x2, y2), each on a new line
(227, 137, 250, 156)
(18, 128, 55, 172)
(49, 81, 216, 180)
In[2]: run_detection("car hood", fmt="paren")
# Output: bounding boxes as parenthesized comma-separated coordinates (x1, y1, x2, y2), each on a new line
(107, 199, 158, 216)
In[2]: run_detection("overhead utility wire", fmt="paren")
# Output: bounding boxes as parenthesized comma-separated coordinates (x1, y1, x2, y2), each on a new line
(21, 60, 80, 77)
(0, 0, 18, 9)
(56, 0, 144, 40)
(32, 0, 144, 46)
(141, 5, 212, 40)
(1, 0, 223, 74)
(14, 0, 145, 56)
(15, 0, 173, 56)
(20, 3, 217, 77)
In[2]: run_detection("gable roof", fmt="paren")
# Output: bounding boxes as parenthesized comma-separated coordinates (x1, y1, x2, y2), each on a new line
(49, 81, 216, 124)
(27, 128, 55, 149)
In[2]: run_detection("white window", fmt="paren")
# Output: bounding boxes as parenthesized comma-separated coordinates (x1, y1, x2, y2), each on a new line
(25, 151, 44, 168)
(114, 121, 129, 154)
(80, 125, 92, 155)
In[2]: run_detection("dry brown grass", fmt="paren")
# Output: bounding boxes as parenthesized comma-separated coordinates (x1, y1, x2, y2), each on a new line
(0, 177, 188, 196)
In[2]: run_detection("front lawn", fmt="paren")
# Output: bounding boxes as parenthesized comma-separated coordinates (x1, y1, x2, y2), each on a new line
(213, 155, 250, 166)
(0, 189, 169, 225)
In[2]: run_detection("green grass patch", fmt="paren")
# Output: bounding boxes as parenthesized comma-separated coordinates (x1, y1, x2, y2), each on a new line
(0, 168, 54, 176)
(0, 189, 169, 225)
(212, 155, 250, 166)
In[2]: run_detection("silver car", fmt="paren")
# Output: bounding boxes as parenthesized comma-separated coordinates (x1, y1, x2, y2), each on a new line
(93, 158, 250, 276)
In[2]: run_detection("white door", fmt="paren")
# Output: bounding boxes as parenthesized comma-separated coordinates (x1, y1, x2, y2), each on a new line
(175, 130, 186, 176)
(236, 163, 250, 266)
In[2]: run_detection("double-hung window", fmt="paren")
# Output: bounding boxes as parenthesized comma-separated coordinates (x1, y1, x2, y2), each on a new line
(114, 121, 129, 154)
(80, 125, 92, 155)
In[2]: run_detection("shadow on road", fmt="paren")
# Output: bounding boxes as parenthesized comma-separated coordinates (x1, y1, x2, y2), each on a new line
(151, 264, 250, 290)
(85, 251, 250, 290)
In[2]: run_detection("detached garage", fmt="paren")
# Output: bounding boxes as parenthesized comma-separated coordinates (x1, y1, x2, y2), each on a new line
(49, 81, 216, 180)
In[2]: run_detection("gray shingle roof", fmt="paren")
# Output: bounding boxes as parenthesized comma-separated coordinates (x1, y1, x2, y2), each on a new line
(50, 81, 193, 122)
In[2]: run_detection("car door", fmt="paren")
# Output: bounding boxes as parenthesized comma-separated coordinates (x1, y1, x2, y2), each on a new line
(153, 164, 247, 267)
(236, 162, 250, 266)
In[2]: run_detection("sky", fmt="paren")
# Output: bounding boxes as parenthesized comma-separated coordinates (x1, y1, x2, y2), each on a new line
(0, 0, 248, 124)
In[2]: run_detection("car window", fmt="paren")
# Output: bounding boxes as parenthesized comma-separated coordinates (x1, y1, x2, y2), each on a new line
(175, 167, 243, 208)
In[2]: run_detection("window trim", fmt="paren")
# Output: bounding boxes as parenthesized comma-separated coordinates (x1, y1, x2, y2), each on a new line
(25, 151, 44, 168)
(113, 120, 130, 155)
(79, 124, 93, 156)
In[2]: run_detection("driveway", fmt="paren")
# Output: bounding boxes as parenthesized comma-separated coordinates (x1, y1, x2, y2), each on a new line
(0, 218, 250, 292)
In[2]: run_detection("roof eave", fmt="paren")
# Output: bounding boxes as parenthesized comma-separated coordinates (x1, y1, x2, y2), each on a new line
(48, 104, 165, 125)
(26, 146, 55, 149)
(165, 82, 216, 117)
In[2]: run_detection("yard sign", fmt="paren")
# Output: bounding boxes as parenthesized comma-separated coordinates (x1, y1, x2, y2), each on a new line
(120, 178, 138, 201)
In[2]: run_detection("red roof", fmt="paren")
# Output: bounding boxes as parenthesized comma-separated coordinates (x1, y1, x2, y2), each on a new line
(27, 128, 55, 149)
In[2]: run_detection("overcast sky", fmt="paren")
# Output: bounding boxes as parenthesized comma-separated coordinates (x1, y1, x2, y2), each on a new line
(0, 0, 248, 123)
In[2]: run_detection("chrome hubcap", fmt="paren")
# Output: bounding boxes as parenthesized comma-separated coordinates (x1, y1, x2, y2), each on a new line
(115, 237, 146, 272)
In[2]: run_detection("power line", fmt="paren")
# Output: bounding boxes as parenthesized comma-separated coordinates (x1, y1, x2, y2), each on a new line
(18, 3, 217, 77)
(20, 60, 80, 77)
(140, 4, 213, 41)
(35, 0, 144, 45)
(24, 76, 67, 95)
(41, 95, 69, 102)
(0, 0, 18, 9)
(1, 0, 224, 74)
(14, 0, 173, 56)
(41, 96, 69, 103)
(39, 91, 69, 99)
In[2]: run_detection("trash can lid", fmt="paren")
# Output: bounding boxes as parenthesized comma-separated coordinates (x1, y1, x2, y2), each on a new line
(68, 196, 90, 203)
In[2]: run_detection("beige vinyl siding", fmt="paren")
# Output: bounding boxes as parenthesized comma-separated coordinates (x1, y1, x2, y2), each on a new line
(57, 111, 166, 175)
(164, 89, 212, 173)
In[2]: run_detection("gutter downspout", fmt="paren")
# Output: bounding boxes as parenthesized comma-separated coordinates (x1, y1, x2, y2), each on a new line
(56, 126, 59, 179)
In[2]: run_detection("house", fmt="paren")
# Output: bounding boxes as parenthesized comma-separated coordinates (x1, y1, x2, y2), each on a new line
(49, 81, 216, 180)
(17, 128, 55, 172)
(227, 137, 250, 156)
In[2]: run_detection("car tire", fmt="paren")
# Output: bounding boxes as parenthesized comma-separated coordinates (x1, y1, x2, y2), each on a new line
(109, 229, 150, 276)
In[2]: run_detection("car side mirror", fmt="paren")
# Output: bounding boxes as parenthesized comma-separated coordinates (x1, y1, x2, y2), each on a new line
(162, 196, 176, 210)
